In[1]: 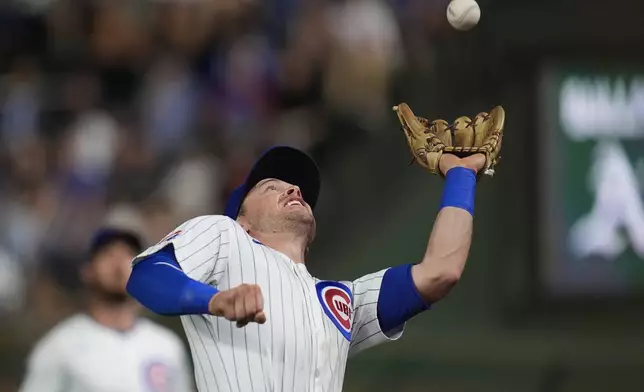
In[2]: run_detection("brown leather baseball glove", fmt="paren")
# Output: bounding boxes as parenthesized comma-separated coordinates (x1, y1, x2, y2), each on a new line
(392, 103, 505, 176)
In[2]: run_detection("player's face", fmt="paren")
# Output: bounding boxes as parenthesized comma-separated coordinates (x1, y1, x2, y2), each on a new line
(241, 178, 316, 241)
(83, 241, 136, 302)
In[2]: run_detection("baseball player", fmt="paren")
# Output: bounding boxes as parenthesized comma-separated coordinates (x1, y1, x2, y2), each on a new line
(126, 103, 504, 392)
(19, 228, 193, 392)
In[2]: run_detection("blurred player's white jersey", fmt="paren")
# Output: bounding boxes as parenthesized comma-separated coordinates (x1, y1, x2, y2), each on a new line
(19, 314, 192, 392)
(134, 215, 404, 392)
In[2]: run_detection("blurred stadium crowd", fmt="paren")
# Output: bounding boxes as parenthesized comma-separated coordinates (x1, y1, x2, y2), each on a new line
(0, 0, 450, 324)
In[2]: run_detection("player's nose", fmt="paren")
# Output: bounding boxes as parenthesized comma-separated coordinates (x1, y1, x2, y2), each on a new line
(285, 186, 302, 198)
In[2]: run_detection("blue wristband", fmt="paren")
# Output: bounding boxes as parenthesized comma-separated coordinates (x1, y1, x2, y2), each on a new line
(440, 166, 476, 216)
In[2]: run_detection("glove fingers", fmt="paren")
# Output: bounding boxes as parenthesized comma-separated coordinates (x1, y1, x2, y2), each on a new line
(481, 106, 505, 153)
(394, 103, 425, 141)
(394, 103, 427, 157)
(480, 106, 505, 175)
(417, 116, 430, 127)
(472, 112, 489, 147)
(429, 119, 452, 146)
(488, 106, 506, 138)
(394, 103, 435, 170)
(451, 116, 475, 149)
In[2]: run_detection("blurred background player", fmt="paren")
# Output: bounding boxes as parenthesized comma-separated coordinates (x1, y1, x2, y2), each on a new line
(18, 228, 192, 392)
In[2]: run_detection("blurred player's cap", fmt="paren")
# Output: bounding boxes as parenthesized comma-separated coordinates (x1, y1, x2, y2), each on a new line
(89, 228, 144, 260)
(224, 146, 321, 219)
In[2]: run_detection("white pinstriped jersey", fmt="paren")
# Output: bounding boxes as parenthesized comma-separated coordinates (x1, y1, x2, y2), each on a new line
(134, 215, 405, 392)
(19, 314, 192, 392)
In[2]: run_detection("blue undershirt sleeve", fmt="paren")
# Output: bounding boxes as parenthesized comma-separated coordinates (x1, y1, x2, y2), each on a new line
(126, 245, 219, 316)
(376, 264, 431, 333)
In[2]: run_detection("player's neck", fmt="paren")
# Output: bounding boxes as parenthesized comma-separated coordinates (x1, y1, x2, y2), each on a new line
(87, 298, 139, 332)
(253, 231, 307, 263)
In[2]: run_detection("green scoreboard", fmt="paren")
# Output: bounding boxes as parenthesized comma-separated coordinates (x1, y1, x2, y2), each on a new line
(538, 61, 644, 298)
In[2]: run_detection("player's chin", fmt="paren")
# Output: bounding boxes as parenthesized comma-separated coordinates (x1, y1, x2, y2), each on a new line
(98, 280, 130, 295)
(94, 286, 131, 303)
(284, 208, 314, 223)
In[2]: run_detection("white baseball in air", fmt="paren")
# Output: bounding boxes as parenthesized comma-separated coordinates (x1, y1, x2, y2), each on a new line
(446, 0, 481, 31)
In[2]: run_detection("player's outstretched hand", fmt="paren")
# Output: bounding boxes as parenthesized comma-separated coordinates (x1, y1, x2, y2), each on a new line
(439, 153, 486, 176)
(208, 284, 267, 328)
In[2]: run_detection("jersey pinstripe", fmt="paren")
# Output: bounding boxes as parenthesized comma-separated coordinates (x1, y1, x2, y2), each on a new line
(134, 215, 405, 392)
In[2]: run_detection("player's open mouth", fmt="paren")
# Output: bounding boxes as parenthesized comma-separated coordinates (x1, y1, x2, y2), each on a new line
(283, 196, 305, 208)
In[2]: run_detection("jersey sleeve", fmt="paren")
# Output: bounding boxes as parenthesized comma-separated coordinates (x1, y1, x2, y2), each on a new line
(18, 334, 68, 392)
(348, 268, 405, 357)
(133, 215, 233, 283)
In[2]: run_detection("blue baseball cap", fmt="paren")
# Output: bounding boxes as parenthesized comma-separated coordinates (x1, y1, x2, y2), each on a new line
(224, 146, 321, 219)
(89, 227, 143, 260)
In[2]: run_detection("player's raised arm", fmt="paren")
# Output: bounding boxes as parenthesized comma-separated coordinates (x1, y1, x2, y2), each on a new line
(393, 103, 504, 304)
(349, 155, 485, 355)
(410, 154, 482, 303)
(349, 104, 504, 352)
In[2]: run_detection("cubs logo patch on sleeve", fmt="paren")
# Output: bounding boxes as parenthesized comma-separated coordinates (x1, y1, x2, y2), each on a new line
(316, 281, 352, 341)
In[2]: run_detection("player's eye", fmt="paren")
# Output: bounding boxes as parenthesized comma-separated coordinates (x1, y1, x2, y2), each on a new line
(266, 185, 277, 191)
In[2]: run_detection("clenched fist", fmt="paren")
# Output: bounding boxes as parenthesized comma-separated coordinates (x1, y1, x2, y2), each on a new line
(208, 284, 267, 327)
